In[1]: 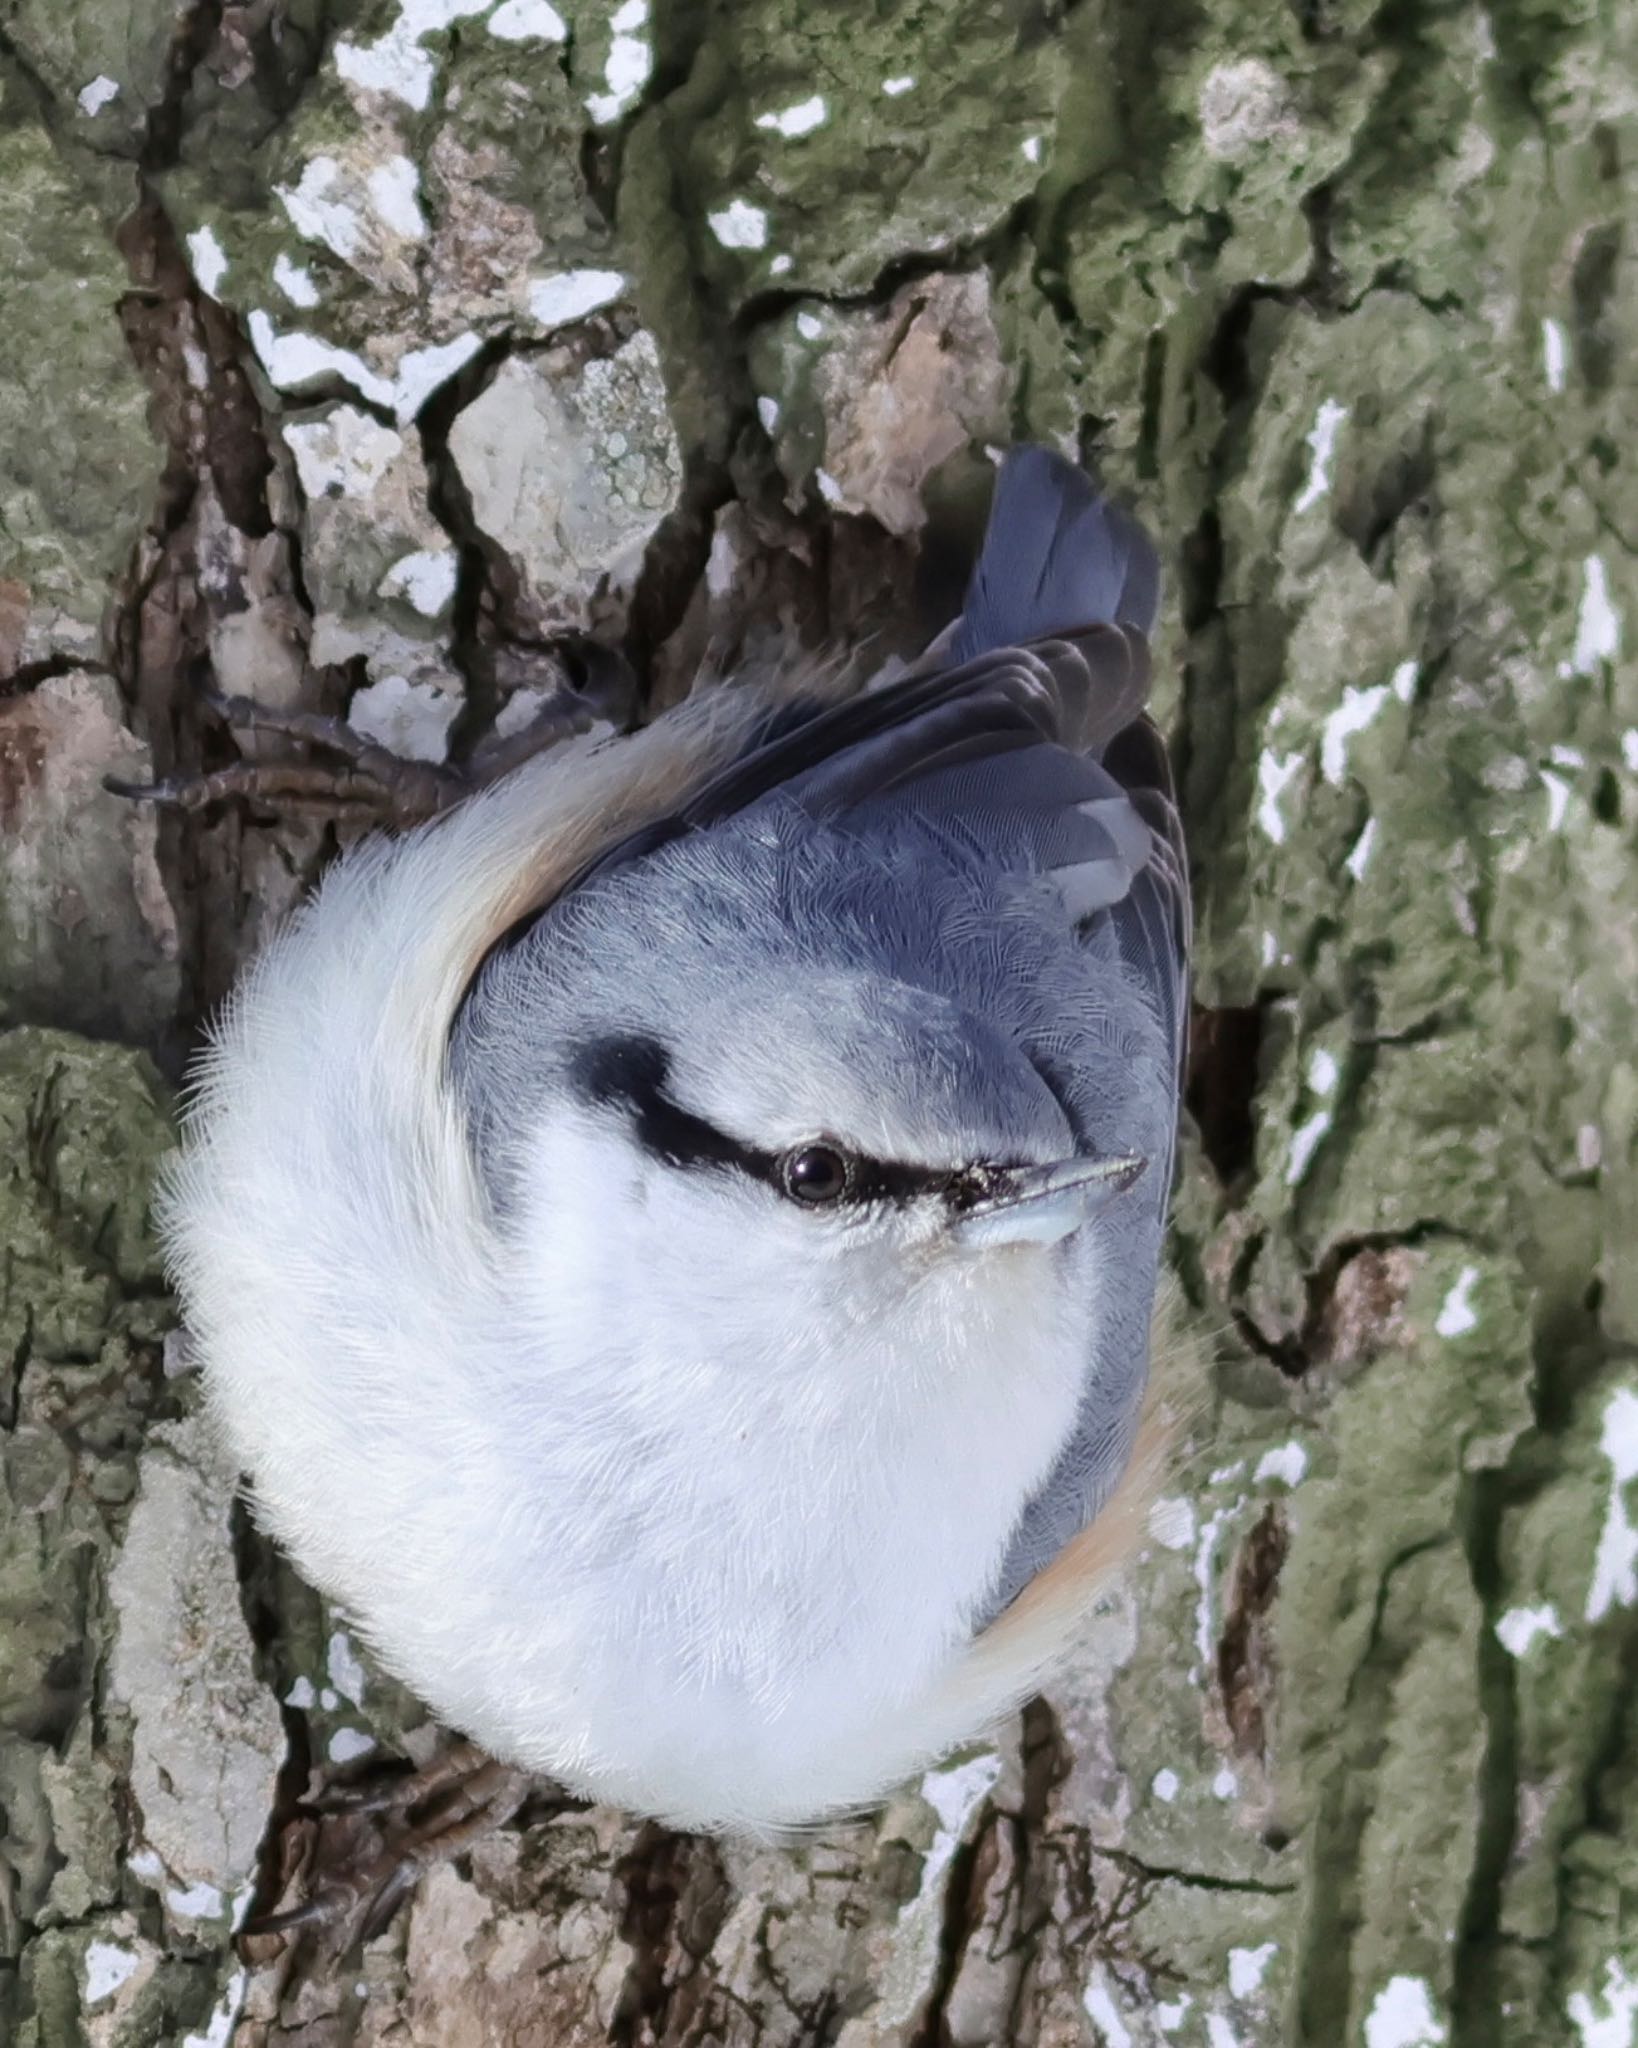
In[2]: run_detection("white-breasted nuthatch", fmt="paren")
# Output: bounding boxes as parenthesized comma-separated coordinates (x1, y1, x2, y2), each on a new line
(163, 447, 1189, 1833)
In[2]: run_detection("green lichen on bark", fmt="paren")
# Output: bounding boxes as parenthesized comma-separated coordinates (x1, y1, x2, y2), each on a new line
(0, 75, 160, 663)
(0, 0, 1633, 2039)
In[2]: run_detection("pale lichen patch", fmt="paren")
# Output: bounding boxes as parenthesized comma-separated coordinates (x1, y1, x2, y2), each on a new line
(1494, 1604, 1562, 1656)
(1542, 318, 1567, 393)
(755, 96, 828, 138)
(187, 226, 229, 298)
(273, 252, 320, 308)
(1568, 556, 1622, 676)
(1585, 1387, 1638, 1622)
(527, 270, 626, 328)
(76, 76, 120, 116)
(1293, 399, 1347, 513)
(1434, 1266, 1480, 1338)
(1321, 682, 1390, 785)
(1256, 748, 1303, 842)
(709, 199, 770, 249)
(488, 0, 568, 36)
(1363, 1975, 1446, 2047)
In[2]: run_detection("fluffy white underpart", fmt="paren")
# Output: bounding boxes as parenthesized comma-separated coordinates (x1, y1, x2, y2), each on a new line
(163, 683, 1166, 1831)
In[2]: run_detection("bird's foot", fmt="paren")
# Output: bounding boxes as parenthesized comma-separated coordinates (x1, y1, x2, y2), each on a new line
(241, 1741, 553, 1959)
(107, 661, 630, 826)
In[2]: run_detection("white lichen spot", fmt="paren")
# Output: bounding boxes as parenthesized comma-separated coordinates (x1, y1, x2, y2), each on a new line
(320, 1687, 338, 1709)
(182, 1966, 247, 2048)
(1364, 1975, 1446, 2048)
(329, 1727, 376, 1764)
(815, 469, 845, 506)
(903, 1753, 1002, 1914)
(769, 252, 793, 275)
(755, 95, 828, 137)
(1254, 1440, 1308, 1489)
(1293, 398, 1347, 514)
(1148, 1494, 1196, 1550)
(1084, 1964, 1135, 2047)
(1207, 2017, 1243, 2048)
(708, 199, 769, 249)
(1151, 1767, 1180, 1803)
(1542, 318, 1567, 395)
(276, 156, 366, 262)
(284, 1675, 317, 1710)
(367, 155, 427, 239)
(1346, 816, 1379, 881)
(882, 75, 916, 95)
(1391, 660, 1418, 702)
(84, 1941, 140, 2004)
(488, 0, 567, 37)
(1286, 1112, 1331, 1187)
(1585, 1386, 1638, 1623)
(1257, 748, 1302, 843)
(334, 0, 492, 113)
(1321, 681, 1389, 785)
(1229, 1943, 1278, 1998)
(1308, 1048, 1339, 1096)
(186, 225, 229, 298)
(796, 310, 824, 341)
(1541, 768, 1572, 832)
(585, 0, 652, 123)
(1260, 928, 1279, 968)
(756, 395, 781, 434)
(1578, 1124, 1603, 1172)
(1495, 1604, 1563, 1657)
(1209, 1460, 1247, 1485)
(393, 332, 483, 421)
(1212, 1768, 1238, 1799)
(283, 408, 404, 500)
(1157, 1997, 1194, 2033)
(1551, 744, 1587, 768)
(128, 1847, 166, 1885)
(326, 1630, 367, 1706)
(1194, 1497, 1246, 1667)
(1022, 134, 1043, 163)
(78, 75, 121, 116)
(273, 252, 319, 308)
(166, 1878, 225, 1919)
(1198, 58, 1296, 159)
(1435, 1265, 1481, 1338)
(1623, 729, 1638, 773)
(528, 269, 626, 327)
(1568, 1958, 1638, 2048)
(248, 310, 397, 411)
(379, 549, 459, 616)
(349, 672, 461, 762)
(1570, 557, 1622, 676)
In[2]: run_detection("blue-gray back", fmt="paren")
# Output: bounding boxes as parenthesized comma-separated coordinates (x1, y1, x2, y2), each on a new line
(451, 446, 1189, 1627)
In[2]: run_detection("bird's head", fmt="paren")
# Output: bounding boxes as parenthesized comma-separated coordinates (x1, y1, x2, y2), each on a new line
(496, 964, 1148, 1402)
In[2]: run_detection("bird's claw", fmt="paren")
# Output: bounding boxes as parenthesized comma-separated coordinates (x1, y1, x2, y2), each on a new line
(240, 1746, 538, 1961)
(106, 670, 619, 825)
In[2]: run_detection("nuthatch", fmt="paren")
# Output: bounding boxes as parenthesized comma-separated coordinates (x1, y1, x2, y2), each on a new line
(163, 447, 1189, 1833)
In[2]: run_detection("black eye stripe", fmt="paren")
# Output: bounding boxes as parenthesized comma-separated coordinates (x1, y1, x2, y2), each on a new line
(567, 1033, 964, 1208)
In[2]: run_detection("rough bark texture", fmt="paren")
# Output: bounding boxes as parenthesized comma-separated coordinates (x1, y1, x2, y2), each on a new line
(0, 1, 1634, 2044)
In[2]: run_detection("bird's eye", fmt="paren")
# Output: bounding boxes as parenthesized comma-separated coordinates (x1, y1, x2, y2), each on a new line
(780, 1144, 851, 1205)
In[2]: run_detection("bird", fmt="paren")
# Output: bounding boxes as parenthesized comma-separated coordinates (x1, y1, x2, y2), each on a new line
(161, 445, 1190, 1842)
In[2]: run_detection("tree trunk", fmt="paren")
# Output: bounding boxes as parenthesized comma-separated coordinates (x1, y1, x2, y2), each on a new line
(0, 1, 1633, 2043)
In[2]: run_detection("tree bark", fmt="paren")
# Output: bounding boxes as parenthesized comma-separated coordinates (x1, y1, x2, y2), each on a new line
(0, 1, 1633, 2044)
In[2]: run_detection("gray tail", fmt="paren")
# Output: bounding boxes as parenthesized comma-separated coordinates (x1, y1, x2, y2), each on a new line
(947, 447, 1160, 664)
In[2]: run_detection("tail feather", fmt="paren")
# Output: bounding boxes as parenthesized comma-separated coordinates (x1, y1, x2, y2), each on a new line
(950, 447, 1160, 664)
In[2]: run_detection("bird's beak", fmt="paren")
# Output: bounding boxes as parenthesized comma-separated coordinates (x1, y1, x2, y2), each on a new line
(950, 1154, 1148, 1250)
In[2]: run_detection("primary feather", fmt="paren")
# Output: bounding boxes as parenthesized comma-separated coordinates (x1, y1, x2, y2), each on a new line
(164, 448, 1189, 1830)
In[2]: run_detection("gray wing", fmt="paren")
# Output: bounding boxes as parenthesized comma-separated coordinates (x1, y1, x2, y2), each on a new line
(460, 447, 1189, 1622)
